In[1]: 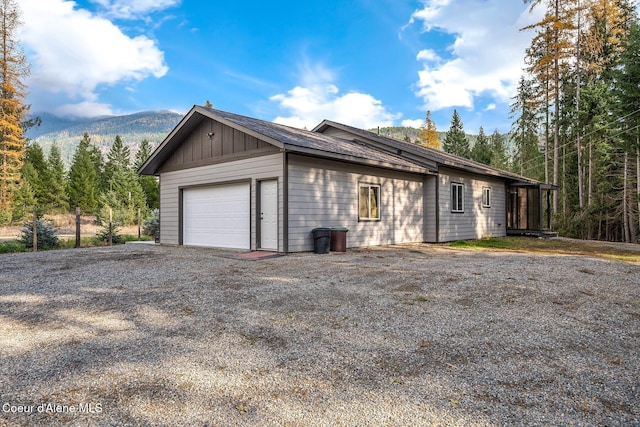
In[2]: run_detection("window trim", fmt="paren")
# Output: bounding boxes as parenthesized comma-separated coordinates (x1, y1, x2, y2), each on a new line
(482, 186, 491, 208)
(358, 182, 381, 221)
(451, 182, 464, 213)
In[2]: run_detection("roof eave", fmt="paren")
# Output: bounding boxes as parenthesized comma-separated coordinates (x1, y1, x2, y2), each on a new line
(284, 144, 433, 175)
(138, 106, 286, 175)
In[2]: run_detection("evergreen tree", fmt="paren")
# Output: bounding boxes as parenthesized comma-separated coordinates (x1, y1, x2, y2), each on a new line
(418, 111, 440, 149)
(104, 135, 130, 188)
(99, 135, 146, 225)
(470, 126, 491, 165)
(134, 139, 159, 209)
(22, 142, 49, 207)
(615, 21, 640, 240)
(0, 0, 30, 223)
(11, 178, 35, 221)
(510, 77, 544, 181)
(489, 129, 509, 170)
(443, 110, 470, 158)
(67, 133, 101, 213)
(46, 144, 69, 213)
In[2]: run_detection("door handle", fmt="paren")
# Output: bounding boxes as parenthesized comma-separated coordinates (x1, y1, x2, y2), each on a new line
(260, 212, 264, 220)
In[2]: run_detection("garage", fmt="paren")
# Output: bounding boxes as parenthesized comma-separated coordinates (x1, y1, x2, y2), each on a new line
(182, 183, 250, 249)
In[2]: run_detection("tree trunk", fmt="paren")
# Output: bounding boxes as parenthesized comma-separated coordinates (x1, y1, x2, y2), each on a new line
(552, 0, 560, 217)
(623, 152, 630, 242)
(576, 5, 584, 209)
(637, 144, 640, 241)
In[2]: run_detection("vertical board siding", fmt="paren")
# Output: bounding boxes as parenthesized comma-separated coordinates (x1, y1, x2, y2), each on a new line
(159, 153, 283, 250)
(437, 167, 507, 242)
(287, 155, 424, 252)
(159, 119, 277, 172)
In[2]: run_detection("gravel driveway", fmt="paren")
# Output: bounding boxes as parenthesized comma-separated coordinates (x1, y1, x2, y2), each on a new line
(0, 243, 638, 426)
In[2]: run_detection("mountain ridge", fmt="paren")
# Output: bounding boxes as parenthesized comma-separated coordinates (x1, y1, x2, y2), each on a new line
(25, 110, 185, 165)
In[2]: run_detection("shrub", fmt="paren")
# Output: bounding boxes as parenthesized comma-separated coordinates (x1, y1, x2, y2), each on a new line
(20, 218, 59, 249)
(95, 223, 125, 245)
(143, 208, 159, 238)
(0, 241, 27, 254)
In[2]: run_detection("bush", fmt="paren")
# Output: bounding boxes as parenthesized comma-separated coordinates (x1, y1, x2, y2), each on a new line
(0, 241, 27, 253)
(20, 218, 59, 249)
(143, 209, 159, 238)
(95, 223, 125, 245)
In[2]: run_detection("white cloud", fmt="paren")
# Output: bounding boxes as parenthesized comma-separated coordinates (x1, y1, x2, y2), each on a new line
(401, 119, 424, 128)
(90, 0, 180, 19)
(270, 63, 400, 130)
(19, 0, 169, 116)
(55, 101, 115, 118)
(408, 0, 542, 112)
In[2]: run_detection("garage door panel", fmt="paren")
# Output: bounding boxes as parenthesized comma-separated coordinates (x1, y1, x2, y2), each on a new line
(183, 184, 250, 249)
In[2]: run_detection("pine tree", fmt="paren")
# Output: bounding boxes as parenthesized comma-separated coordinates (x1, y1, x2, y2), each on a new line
(443, 110, 470, 158)
(0, 0, 30, 223)
(10, 178, 34, 220)
(22, 142, 48, 207)
(99, 135, 146, 225)
(46, 144, 68, 213)
(418, 111, 440, 149)
(67, 133, 101, 213)
(134, 139, 159, 209)
(104, 135, 130, 188)
(489, 129, 509, 170)
(510, 77, 544, 181)
(470, 126, 491, 165)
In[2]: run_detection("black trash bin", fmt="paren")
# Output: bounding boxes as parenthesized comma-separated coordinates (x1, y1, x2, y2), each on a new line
(330, 227, 348, 252)
(311, 228, 331, 254)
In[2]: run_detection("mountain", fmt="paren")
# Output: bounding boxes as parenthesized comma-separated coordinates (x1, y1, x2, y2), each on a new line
(25, 111, 184, 165)
(368, 126, 479, 146)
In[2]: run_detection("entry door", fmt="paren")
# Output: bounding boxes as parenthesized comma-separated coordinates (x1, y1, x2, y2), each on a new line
(259, 180, 278, 250)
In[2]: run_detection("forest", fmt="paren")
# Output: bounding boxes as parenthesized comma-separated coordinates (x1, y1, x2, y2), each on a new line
(410, 0, 640, 243)
(0, 0, 638, 243)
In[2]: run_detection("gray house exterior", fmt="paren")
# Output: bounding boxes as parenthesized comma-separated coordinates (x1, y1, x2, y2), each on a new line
(139, 106, 548, 252)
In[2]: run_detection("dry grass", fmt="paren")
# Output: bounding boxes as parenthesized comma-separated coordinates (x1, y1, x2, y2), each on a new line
(0, 213, 140, 239)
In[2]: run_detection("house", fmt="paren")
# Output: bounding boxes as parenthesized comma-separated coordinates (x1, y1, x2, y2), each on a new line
(139, 106, 553, 252)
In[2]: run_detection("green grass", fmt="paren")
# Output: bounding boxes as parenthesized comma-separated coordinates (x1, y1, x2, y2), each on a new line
(449, 237, 640, 264)
(0, 241, 27, 253)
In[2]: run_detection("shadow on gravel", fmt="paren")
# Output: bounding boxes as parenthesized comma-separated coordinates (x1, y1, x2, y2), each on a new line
(0, 244, 638, 426)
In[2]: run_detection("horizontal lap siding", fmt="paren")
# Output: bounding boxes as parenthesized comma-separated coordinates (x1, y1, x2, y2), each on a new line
(159, 154, 283, 248)
(437, 167, 506, 242)
(287, 155, 424, 252)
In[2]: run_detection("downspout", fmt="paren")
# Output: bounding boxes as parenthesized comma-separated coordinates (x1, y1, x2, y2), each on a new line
(283, 150, 289, 253)
(435, 173, 440, 243)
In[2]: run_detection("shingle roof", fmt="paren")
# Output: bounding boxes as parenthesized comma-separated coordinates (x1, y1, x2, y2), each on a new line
(139, 106, 432, 175)
(140, 106, 536, 185)
(313, 120, 538, 184)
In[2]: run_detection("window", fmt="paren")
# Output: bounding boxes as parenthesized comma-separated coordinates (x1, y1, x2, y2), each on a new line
(482, 187, 491, 208)
(451, 183, 464, 213)
(359, 183, 381, 220)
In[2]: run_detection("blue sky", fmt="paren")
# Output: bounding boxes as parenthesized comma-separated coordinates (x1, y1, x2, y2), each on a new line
(19, 0, 542, 134)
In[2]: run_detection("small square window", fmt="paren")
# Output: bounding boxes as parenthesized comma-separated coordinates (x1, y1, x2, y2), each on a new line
(482, 187, 491, 208)
(359, 183, 381, 220)
(451, 183, 464, 213)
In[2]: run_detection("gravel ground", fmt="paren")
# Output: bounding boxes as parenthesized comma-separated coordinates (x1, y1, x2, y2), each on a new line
(0, 243, 638, 426)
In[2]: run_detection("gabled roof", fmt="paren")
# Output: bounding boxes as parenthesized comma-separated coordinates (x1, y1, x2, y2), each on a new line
(139, 106, 433, 176)
(313, 120, 539, 184)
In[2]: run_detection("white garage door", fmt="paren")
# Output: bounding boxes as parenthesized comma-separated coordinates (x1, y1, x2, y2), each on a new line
(183, 183, 250, 249)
